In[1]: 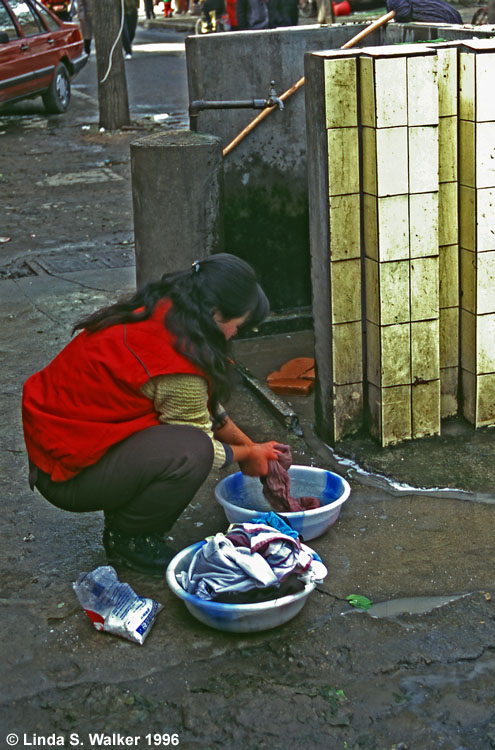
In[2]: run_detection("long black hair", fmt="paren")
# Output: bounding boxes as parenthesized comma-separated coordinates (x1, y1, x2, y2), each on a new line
(73, 253, 269, 408)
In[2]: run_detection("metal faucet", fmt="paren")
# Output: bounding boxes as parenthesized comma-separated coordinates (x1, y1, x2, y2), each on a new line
(266, 81, 284, 111)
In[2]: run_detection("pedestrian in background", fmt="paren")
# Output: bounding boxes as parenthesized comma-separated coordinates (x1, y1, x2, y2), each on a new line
(42, 0, 72, 20)
(143, 0, 156, 18)
(22, 254, 282, 577)
(175, 0, 190, 13)
(201, 0, 226, 29)
(71, 0, 93, 55)
(276, 0, 298, 24)
(123, 0, 139, 59)
(236, 0, 268, 28)
(266, 0, 298, 26)
(225, 0, 238, 27)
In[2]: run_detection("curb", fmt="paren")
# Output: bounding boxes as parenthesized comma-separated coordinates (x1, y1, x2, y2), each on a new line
(140, 16, 198, 32)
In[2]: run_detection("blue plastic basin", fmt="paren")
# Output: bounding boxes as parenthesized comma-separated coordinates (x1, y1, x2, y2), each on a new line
(214, 465, 350, 541)
(166, 541, 316, 632)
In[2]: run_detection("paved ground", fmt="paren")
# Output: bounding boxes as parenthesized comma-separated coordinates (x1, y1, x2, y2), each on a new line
(0, 20, 494, 750)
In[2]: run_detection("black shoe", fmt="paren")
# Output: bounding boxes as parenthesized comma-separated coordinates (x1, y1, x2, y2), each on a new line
(103, 525, 177, 577)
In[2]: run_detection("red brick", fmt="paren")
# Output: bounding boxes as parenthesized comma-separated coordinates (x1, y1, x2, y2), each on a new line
(267, 377, 314, 395)
(266, 357, 315, 383)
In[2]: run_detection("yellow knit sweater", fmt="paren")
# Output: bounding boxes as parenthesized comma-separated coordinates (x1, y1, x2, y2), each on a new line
(141, 373, 227, 469)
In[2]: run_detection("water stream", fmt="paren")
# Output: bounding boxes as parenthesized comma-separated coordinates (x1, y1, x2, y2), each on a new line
(327, 446, 495, 505)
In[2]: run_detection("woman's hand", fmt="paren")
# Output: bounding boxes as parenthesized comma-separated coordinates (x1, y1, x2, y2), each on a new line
(217, 418, 283, 476)
(237, 441, 282, 477)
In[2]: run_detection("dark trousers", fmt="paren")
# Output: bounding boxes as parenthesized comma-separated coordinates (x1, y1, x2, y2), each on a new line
(122, 9, 138, 55)
(144, 0, 155, 17)
(34, 425, 214, 534)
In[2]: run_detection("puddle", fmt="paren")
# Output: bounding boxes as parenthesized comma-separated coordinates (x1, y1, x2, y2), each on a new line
(344, 593, 470, 619)
(36, 168, 124, 187)
(401, 656, 495, 693)
(19, 117, 48, 130)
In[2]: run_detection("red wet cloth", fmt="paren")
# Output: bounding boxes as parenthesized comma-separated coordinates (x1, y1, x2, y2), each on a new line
(261, 444, 320, 512)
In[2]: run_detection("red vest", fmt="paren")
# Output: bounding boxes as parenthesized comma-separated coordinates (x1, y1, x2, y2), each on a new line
(22, 300, 205, 481)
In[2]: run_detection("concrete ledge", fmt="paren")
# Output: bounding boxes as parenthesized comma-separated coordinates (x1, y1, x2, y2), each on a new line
(141, 16, 197, 32)
(237, 307, 313, 338)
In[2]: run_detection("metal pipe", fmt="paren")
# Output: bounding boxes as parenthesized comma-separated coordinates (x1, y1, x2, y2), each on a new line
(189, 82, 284, 131)
(189, 99, 268, 131)
(190, 99, 269, 113)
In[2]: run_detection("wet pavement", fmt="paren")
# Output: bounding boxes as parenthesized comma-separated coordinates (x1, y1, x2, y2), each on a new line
(1, 23, 495, 750)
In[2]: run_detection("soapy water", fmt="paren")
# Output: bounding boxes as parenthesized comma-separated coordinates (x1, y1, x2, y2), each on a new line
(220, 470, 344, 512)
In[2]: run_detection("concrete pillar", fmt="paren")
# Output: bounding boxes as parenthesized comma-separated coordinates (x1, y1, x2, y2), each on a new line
(130, 130, 224, 288)
(305, 50, 364, 444)
(459, 40, 495, 427)
(436, 45, 460, 418)
(361, 46, 440, 446)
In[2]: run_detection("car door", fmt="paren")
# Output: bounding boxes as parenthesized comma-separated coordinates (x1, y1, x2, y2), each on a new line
(0, 1, 26, 104)
(2, 0, 56, 101)
(34, 0, 72, 61)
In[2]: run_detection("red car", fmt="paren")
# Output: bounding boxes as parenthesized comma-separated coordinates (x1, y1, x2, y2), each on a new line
(0, 0, 87, 113)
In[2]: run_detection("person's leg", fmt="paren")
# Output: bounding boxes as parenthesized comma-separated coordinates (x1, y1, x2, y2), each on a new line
(34, 425, 214, 574)
(122, 17, 132, 55)
(128, 8, 138, 41)
(288, 0, 298, 24)
(202, 0, 214, 27)
(35, 424, 214, 530)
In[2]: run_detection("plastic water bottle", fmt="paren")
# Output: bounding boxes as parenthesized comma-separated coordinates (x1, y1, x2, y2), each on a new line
(73, 565, 162, 644)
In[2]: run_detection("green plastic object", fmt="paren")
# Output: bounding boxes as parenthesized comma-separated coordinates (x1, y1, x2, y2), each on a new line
(346, 594, 373, 610)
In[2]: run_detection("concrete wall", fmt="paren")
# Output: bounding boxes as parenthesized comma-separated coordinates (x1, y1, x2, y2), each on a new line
(186, 22, 494, 312)
(131, 131, 224, 288)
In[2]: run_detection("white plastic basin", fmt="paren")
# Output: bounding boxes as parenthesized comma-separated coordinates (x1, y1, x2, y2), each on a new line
(214, 465, 350, 541)
(166, 541, 316, 633)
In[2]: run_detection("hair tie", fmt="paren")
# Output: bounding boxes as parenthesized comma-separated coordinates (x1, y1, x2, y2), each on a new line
(191, 260, 200, 273)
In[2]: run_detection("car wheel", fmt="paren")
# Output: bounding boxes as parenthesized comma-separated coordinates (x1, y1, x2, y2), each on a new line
(42, 62, 71, 114)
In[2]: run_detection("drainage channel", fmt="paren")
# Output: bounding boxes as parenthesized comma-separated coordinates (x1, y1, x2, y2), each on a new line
(0, 240, 135, 280)
(327, 450, 495, 506)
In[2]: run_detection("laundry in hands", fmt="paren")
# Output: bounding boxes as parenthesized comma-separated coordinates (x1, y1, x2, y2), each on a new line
(261, 443, 321, 512)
